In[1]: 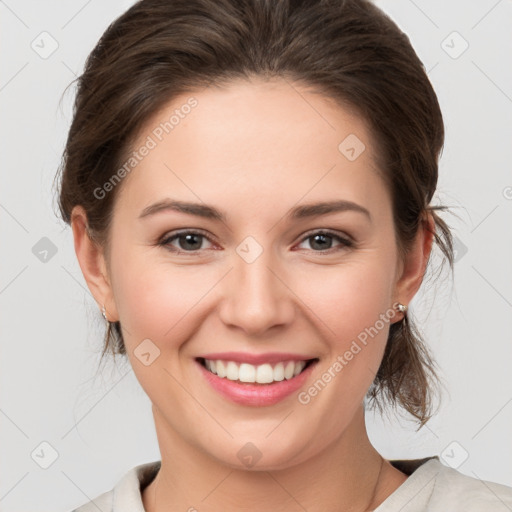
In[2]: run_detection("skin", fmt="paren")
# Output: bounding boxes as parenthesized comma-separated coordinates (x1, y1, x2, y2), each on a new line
(72, 76, 434, 511)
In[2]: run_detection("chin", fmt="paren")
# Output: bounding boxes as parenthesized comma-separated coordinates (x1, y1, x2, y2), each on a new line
(205, 436, 316, 472)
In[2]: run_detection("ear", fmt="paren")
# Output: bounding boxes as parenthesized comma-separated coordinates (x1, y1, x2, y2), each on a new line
(70, 205, 119, 322)
(393, 212, 435, 317)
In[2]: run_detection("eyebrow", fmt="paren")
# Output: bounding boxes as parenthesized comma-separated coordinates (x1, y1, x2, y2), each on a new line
(138, 198, 371, 222)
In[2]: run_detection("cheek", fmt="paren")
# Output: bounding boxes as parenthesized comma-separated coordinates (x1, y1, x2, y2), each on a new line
(298, 258, 395, 336)
(286, 258, 397, 441)
(291, 257, 397, 402)
(110, 256, 215, 396)
(111, 250, 216, 349)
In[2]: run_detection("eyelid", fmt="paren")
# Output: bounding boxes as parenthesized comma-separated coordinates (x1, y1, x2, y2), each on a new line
(158, 227, 212, 241)
(299, 228, 353, 244)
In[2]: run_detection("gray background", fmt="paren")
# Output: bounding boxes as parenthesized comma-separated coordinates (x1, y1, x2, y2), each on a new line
(1, 0, 511, 510)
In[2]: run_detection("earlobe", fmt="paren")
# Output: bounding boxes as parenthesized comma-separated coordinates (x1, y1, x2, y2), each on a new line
(70, 205, 118, 321)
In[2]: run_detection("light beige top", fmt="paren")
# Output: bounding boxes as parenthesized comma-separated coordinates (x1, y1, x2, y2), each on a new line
(70, 456, 512, 511)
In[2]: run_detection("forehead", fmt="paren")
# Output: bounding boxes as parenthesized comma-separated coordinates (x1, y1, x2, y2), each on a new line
(113, 77, 388, 218)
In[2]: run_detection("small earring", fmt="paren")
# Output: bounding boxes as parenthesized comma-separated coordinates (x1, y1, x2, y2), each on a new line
(101, 304, 108, 322)
(396, 303, 408, 314)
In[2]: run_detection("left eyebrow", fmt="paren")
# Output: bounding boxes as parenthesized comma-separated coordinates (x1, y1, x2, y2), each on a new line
(138, 199, 227, 222)
(287, 199, 372, 222)
(138, 198, 372, 223)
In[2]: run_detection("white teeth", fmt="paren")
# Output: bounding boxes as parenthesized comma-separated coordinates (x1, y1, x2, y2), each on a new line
(226, 361, 239, 380)
(256, 363, 274, 384)
(284, 361, 295, 379)
(273, 362, 285, 382)
(216, 360, 226, 378)
(293, 361, 303, 376)
(203, 358, 309, 383)
(239, 363, 256, 383)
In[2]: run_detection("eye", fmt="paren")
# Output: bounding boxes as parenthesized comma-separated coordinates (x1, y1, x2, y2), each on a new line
(296, 230, 354, 253)
(157, 229, 354, 255)
(158, 230, 215, 253)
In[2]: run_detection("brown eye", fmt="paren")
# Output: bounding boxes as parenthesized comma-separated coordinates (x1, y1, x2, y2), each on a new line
(159, 230, 214, 253)
(297, 231, 353, 252)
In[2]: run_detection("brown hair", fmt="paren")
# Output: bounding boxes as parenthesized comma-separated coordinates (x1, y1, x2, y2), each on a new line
(55, 0, 454, 428)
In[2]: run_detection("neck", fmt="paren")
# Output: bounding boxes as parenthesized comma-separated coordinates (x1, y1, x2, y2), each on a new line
(142, 404, 406, 512)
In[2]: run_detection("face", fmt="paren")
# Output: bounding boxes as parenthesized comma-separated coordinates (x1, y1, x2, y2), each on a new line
(74, 77, 424, 471)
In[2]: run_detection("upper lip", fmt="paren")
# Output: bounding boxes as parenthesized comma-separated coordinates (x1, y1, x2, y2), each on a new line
(198, 352, 317, 365)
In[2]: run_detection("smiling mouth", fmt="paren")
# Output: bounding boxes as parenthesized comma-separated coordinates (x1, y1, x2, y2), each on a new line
(196, 357, 318, 384)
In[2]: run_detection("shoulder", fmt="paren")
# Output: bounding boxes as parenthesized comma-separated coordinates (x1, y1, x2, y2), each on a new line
(68, 488, 113, 512)
(381, 457, 512, 512)
(68, 460, 160, 512)
(429, 460, 512, 510)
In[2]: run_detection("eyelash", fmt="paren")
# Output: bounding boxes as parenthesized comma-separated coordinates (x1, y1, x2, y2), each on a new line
(157, 229, 354, 255)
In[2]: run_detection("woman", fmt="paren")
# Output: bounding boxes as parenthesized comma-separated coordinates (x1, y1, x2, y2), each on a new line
(56, 0, 512, 510)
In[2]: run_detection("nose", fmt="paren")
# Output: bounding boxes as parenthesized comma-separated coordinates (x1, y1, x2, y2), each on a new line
(218, 244, 296, 336)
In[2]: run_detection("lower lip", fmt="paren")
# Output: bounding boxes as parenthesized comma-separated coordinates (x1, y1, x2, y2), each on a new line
(196, 359, 318, 407)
